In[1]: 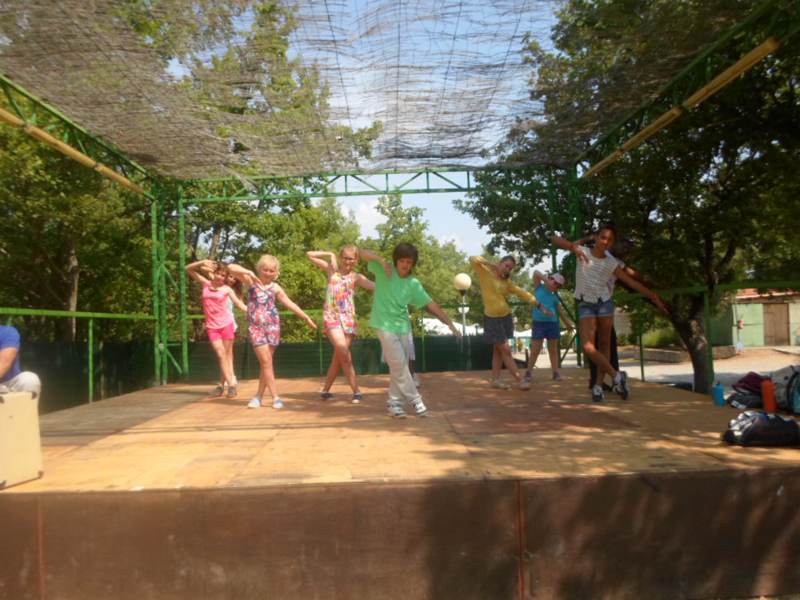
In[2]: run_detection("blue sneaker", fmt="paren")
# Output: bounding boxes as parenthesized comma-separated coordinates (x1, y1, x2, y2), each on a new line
(247, 396, 261, 409)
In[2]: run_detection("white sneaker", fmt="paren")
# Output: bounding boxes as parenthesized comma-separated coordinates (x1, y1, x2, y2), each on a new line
(411, 398, 428, 417)
(272, 397, 285, 410)
(490, 379, 511, 390)
(247, 397, 262, 409)
(613, 371, 630, 400)
(517, 380, 531, 391)
(387, 401, 407, 418)
(591, 385, 604, 403)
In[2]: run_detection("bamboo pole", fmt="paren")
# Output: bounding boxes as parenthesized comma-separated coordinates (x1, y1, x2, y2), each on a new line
(583, 36, 781, 179)
(0, 106, 145, 195)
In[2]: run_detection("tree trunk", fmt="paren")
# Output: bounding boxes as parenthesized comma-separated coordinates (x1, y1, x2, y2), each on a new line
(65, 243, 79, 342)
(671, 312, 711, 395)
(208, 226, 221, 260)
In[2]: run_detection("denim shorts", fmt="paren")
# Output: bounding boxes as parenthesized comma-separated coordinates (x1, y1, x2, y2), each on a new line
(578, 298, 615, 320)
(532, 321, 561, 340)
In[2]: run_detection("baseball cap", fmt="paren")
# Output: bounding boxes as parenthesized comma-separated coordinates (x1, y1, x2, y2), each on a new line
(551, 273, 566, 286)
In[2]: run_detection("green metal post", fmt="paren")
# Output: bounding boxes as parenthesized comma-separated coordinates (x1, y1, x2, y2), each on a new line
(88, 318, 94, 403)
(566, 166, 583, 367)
(420, 319, 427, 373)
(703, 290, 716, 394)
(158, 195, 169, 384)
(178, 194, 189, 378)
(150, 198, 161, 384)
(546, 171, 558, 273)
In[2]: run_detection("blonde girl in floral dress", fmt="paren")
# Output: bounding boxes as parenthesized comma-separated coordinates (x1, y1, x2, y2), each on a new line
(307, 245, 374, 403)
(229, 255, 317, 409)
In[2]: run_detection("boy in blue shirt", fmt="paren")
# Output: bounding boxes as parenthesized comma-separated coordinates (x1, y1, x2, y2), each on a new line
(0, 325, 41, 398)
(524, 271, 575, 382)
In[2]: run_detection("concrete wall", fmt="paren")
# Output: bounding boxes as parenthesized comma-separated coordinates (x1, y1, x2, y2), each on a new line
(4, 471, 800, 600)
(790, 303, 800, 346)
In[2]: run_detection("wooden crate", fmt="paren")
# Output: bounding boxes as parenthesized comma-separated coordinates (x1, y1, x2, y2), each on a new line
(0, 392, 42, 489)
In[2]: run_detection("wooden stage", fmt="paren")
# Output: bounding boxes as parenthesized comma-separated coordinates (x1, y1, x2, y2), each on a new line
(3, 369, 800, 599)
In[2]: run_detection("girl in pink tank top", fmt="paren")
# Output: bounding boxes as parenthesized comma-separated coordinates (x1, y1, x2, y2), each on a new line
(187, 260, 247, 398)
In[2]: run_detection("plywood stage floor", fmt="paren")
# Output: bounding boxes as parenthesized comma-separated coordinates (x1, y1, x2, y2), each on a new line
(7, 368, 797, 494)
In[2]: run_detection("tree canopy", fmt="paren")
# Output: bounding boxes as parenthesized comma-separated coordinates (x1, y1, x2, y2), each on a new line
(459, 0, 800, 392)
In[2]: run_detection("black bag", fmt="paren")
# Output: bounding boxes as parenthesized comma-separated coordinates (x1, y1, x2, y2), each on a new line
(727, 391, 762, 410)
(722, 410, 800, 447)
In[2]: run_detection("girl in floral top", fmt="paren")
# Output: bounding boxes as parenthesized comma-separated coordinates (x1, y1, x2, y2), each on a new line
(307, 246, 374, 403)
(229, 255, 317, 410)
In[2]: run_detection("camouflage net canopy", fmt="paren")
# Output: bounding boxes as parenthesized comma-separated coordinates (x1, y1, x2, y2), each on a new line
(0, 0, 759, 179)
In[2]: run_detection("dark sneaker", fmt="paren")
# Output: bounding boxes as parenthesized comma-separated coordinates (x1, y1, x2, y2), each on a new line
(226, 385, 237, 399)
(352, 392, 363, 404)
(552, 372, 562, 381)
(211, 384, 225, 396)
(613, 371, 630, 400)
(592, 385, 604, 403)
(320, 391, 334, 401)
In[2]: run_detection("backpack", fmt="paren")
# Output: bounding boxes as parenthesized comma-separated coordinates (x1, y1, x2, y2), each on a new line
(771, 365, 800, 413)
(722, 410, 800, 447)
(732, 371, 767, 396)
(727, 391, 762, 410)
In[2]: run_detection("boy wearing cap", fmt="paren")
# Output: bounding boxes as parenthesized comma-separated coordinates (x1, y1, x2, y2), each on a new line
(525, 270, 575, 382)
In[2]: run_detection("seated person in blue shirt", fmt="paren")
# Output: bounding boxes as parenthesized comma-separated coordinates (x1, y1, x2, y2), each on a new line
(0, 325, 41, 398)
(524, 271, 575, 382)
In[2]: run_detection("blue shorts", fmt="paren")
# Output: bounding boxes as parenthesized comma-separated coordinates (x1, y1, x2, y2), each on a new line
(578, 298, 615, 320)
(532, 321, 560, 340)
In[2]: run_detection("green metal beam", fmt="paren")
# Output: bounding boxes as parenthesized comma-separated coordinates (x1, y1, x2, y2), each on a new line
(0, 74, 155, 186)
(575, 0, 800, 172)
(179, 168, 547, 203)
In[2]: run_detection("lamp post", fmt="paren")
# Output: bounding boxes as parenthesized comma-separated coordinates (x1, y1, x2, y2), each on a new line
(453, 273, 472, 369)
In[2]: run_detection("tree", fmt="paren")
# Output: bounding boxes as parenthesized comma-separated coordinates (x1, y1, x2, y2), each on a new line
(0, 107, 153, 341)
(459, 0, 800, 392)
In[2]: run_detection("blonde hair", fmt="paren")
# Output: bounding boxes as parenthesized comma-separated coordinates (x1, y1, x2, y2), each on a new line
(255, 254, 280, 276)
(339, 244, 358, 259)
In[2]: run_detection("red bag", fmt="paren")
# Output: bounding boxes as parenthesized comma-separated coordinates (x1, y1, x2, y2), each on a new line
(733, 371, 767, 396)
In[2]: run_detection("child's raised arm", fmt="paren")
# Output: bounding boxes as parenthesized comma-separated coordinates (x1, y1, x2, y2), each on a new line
(306, 250, 337, 273)
(551, 235, 589, 264)
(186, 259, 214, 285)
(359, 248, 392, 279)
(227, 263, 258, 287)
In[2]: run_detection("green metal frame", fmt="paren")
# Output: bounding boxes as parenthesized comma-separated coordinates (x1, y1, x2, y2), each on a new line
(576, 0, 800, 171)
(179, 166, 548, 203)
(0, 307, 154, 403)
(0, 74, 153, 187)
(1, 0, 796, 396)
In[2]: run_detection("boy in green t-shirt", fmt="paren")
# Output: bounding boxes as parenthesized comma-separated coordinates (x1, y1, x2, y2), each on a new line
(361, 244, 461, 417)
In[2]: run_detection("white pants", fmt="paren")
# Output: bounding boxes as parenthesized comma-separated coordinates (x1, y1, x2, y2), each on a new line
(0, 371, 41, 398)
(377, 330, 422, 406)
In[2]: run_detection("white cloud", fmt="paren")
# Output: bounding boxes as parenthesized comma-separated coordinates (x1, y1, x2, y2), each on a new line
(351, 200, 386, 238)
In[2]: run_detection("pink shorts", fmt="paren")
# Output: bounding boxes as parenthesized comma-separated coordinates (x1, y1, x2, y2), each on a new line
(207, 322, 236, 341)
